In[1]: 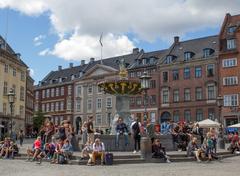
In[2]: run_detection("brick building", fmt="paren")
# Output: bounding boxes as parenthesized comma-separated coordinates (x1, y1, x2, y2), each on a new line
(219, 13, 240, 126)
(158, 36, 220, 123)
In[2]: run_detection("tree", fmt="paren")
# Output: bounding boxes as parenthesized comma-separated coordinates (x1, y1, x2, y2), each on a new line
(33, 111, 46, 132)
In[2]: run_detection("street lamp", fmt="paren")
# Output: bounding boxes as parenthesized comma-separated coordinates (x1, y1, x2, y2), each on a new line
(106, 106, 112, 134)
(140, 71, 151, 131)
(217, 95, 225, 149)
(139, 71, 152, 160)
(7, 88, 15, 137)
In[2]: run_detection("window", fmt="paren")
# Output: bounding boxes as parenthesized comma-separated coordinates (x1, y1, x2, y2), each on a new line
(106, 97, 112, 107)
(67, 99, 72, 110)
(35, 91, 39, 100)
(3, 103, 7, 115)
(184, 67, 190, 79)
(60, 101, 64, 110)
(207, 85, 215, 100)
(149, 95, 156, 105)
(228, 26, 237, 33)
(203, 48, 214, 58)
(222, 58, 237, 67)
(136, 97, 142, 106)
(20, 106, 24, 118)
(42, 90, 45, 99)
(61, 87, 64, 96)
(55, 102, 59, 111)
(184, 88, 191, 101)
(46, 89, 50, 98)
(97, 86, 102, 93)
(21, 71, 25, 81)
(46, 103, 50, 112)
(96, 98, 102, 110)
(3, 82, 8, 95)
(184, 52, 193, 61)
(87, 99, 92, 111)
(162, 90, 169, 104)
(149, 112, 156, 123)
(4, 64, 8, 73)
(68, 85, 72, 95)
(76, 99, 81, 112)
(150, 80, 156, 89)
(208, 108, 215, 120)
(173, 110, 180, 122)
(96, 114, 102, 126)
(195, 66, 202, 78)
(42, 104, 45, 112)
(51, 88, 55, 97)
(207, 64, 214, 77)
(136, 71, 141, 77)
(184, 110, 191, 122)
(195, 87, 203, 100)
(130, 97, 135, 106)
(34, 104, 39, 112)
(223, 76, 238, 86)
(88, 85, 93, 94)
(164, 55, 176, 64)
(20, 86, 24, 101)
(163, 72, 168, 82)
(227, 39, 236, 49)
(195, 109, 203, 121)
(130, 72, 135, 78)
(173, 89, 179, 102)
(51, 103, 55, 112)
(13, 68, 16, 76)
(56, 87, 59, 96)
(172, 69, 179, 80)
(224, 94, 239, 106)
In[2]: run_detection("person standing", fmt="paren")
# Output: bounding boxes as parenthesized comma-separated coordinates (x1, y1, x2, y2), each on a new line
(87, 116, 94, 143)
(19, 130, 24, 147)
(81, 121, 88, 146)
(115, 117, 129, 147)
(131, 118, 141, 153)
(146, 119, 155, 143)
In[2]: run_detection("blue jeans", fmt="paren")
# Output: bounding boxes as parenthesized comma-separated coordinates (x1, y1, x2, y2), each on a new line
(116, 132, 129, 147)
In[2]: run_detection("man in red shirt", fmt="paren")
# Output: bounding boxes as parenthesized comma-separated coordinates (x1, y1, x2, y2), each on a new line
(32, 136, 42, 161)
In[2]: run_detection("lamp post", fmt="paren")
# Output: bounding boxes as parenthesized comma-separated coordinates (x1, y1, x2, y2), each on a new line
(217, 95, 225, 149)
(106, 106, 112, 134)
(139, 71, 152, 160)
(7, 88, 15, 138)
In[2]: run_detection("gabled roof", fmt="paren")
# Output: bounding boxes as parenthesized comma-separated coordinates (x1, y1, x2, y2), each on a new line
(159, 35, 219, 64)
(0, 35, 15, 54)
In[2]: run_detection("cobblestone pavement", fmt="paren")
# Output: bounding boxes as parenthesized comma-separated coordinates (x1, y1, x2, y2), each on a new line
(0, 156, 240, 176)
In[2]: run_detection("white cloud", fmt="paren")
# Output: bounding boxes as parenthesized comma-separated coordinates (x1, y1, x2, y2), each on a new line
(1, 0, 240, 60)
(39, 48, 50, 56)
(33, 34, 46, 46)
(29, 68, 34, 77)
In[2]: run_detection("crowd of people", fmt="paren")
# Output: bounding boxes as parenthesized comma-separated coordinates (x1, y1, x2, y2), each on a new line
(0, 137, 19, 159)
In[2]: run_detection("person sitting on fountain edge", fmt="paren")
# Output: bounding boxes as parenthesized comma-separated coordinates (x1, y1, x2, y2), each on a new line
(115, 117, 129, 148)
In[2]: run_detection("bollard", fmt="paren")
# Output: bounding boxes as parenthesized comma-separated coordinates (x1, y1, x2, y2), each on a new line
(218, 137, 225, 149)
(140, 136, 152, 160)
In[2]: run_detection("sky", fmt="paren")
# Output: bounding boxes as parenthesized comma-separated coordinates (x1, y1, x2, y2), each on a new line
(0, 0, 239, 83)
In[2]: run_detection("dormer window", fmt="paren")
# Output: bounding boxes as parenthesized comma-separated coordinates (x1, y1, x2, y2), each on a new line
(164, 55, 176, 64)
(149, 57, 155, 64)
(227, 39, 236, 50)
(203, 48, 214, 58)
(228, 26, 237, 34)
(142, 58, 147, 65)
(184, 52, 194, 61)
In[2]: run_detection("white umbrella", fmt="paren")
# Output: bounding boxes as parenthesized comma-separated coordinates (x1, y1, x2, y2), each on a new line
(197, 119, 220, 128)
(228, 123, 240, 128)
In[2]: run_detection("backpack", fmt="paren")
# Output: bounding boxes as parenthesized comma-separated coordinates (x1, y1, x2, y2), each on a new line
(132, 122, 140, 135)
(58, 154, 67, 164)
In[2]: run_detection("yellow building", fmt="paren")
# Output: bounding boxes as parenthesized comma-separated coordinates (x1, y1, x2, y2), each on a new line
(0, 36, 28, 138)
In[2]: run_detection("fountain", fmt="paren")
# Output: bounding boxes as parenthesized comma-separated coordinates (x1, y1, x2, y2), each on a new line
(98, 59, 142, 134)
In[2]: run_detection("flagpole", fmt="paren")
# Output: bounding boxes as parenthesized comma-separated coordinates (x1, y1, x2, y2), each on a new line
(100, 33, 103, 64)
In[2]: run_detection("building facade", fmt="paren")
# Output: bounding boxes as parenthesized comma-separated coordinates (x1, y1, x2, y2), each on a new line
(25, 70, 34, 135)
(218, 13, 240, 126)
(0, 36, 28, 137)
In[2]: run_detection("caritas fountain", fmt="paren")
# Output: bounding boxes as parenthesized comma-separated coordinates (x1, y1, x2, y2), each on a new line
(98, 59, 141, 134)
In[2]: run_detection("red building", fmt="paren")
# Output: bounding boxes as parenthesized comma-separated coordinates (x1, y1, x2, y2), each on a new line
(218, 13, 240, 126)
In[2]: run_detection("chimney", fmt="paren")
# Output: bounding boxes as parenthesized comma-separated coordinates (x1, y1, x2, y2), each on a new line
(69, 63, 73, 68)
(90, 57, 95, 62)
(38, 81, 42, 86)
(174, 36, 180, 44)
(132, 48, 139, 54)
(81, 60, 85, 65)
(58, 66, 62, 71)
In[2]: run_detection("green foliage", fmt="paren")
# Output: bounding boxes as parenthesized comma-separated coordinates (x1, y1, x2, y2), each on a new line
(33, 111, 46, 131)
